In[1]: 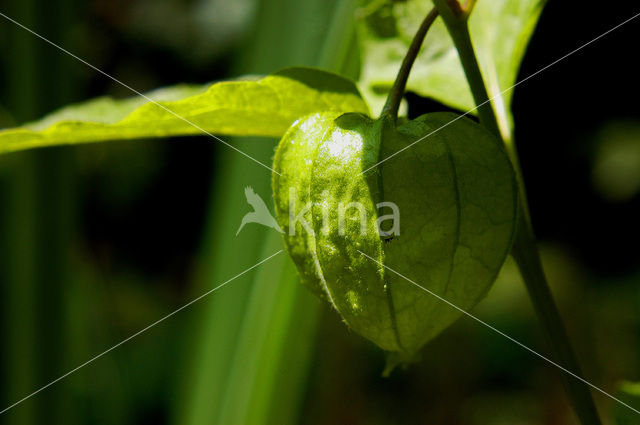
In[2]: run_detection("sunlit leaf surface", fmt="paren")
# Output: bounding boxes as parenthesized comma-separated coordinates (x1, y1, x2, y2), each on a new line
(357, 0, 545, 126)
(0, 67, 369, 154)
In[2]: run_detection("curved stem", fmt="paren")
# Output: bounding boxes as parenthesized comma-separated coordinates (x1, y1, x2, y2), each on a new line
(381, 7, 438, 120)
(431, 1, 602, 424)
(442, 23, 501, 138)
(511, 218, 602, 425)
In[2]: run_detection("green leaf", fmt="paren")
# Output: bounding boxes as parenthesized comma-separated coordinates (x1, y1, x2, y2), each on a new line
(357, 0, 545, 122)
(0, 67, 369, 155)
(273, 111, 518, 366)
(613, 381, 640, 425)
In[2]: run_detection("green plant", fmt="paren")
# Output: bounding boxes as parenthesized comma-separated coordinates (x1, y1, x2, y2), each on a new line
(0, 0, 622, 424)
(272, 108, 517, 371)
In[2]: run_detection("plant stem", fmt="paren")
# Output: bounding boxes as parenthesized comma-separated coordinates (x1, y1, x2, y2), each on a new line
(441, 23, 501, 138)
(431, 1, 602, 424)
(510, 217, 602, 425)
(381, 7, 438, 120)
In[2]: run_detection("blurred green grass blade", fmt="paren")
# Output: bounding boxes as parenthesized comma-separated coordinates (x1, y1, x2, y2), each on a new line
(0, 0, 78, 423)
(1, 156, 39, 425)
(63, 266, 129, 425)
(211, 1, 361, 424)
(248, 284, 320, 425)
(0, 68, 368, 155)
(174, 1, 355, 425)
(216, 235, 320, 425)
(176, 138, 278, 425)
(0, 4, 41, 424)
(358, 0, 545, 128)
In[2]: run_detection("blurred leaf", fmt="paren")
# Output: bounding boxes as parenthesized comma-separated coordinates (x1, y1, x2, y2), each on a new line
(463, 392, 543, 425)
(126, 0, 256, 63)
(613, 381, 640, 425)
(591, 121, 640, 202)
(357, 0, 545, 124)
(0, 67, 369, 154)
